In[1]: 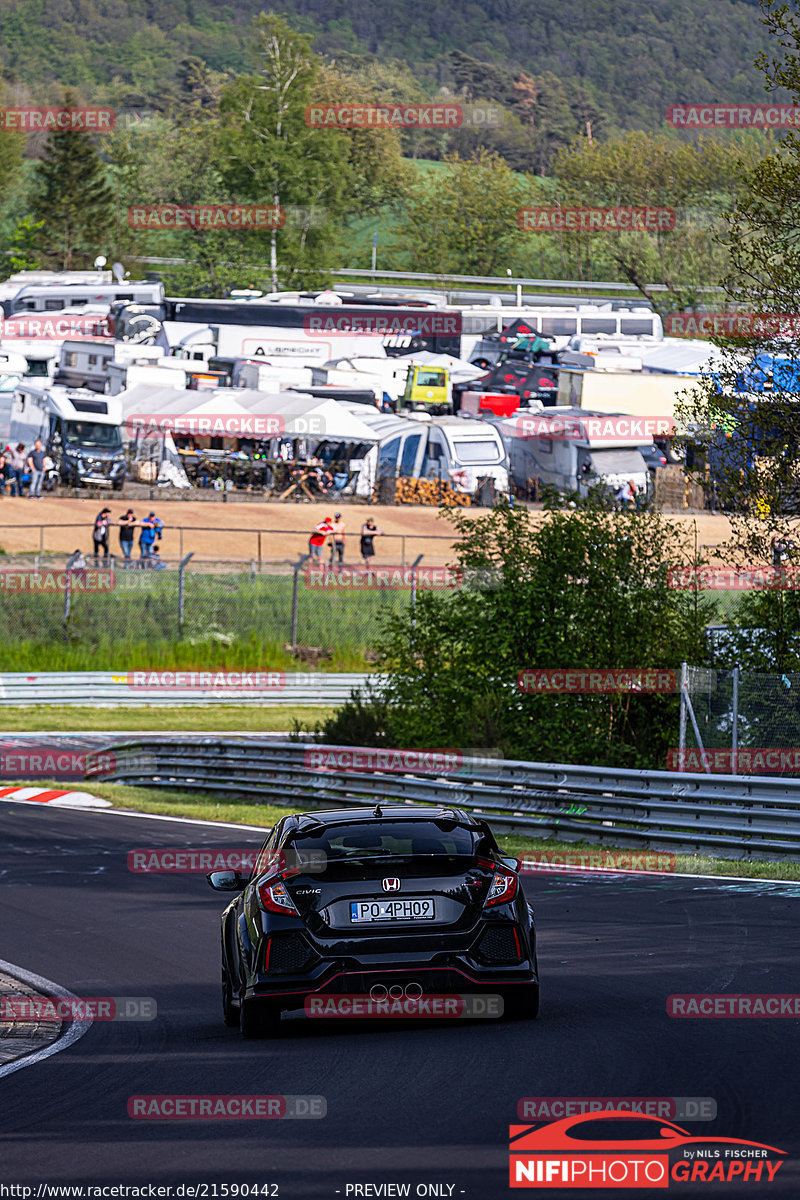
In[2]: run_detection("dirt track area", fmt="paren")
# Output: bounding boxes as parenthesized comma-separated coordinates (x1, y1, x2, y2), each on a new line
(0, 496, 735, 565)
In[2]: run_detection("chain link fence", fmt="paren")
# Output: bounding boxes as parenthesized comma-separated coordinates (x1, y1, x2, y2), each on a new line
(0, 555, 418, 659)
(679, 664, 800, 775)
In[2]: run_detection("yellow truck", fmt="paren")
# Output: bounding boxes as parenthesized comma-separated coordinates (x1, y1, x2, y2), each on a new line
(399, 364, 449, 413)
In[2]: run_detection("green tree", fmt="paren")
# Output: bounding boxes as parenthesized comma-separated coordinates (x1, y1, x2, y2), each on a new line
(323, 502, 710, 769)
(396, 149, 527, 275)
(30, 97, 114, 268)
(218, 14, 353, 290)
(547, 130, 771, 308)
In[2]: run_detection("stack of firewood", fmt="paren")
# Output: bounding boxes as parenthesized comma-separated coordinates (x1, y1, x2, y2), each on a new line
(382, 478, 472, 506)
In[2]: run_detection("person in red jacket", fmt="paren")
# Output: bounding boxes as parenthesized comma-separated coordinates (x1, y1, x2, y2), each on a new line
(309, 517, 333, 559)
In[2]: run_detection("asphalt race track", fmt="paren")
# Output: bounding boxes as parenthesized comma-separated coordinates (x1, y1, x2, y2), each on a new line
(1, 803, 798, 1199)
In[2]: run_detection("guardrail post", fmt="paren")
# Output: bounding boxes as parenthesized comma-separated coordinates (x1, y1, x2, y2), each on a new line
(178, 552, 194, 635)
(292, 553, 311, 648)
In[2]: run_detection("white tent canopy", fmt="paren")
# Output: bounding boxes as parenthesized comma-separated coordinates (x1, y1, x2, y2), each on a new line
(116, 384, 381, 442)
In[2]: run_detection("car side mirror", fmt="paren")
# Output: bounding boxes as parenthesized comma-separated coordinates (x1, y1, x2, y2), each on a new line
(206, 870, 248, 891)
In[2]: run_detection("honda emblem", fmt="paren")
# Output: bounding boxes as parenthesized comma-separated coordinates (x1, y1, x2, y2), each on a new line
(382, 877, 401, 892)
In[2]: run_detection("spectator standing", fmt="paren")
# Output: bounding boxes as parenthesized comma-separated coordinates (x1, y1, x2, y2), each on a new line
(7, 443, 26, 496)
(309, 516, 333, 560)
(0, 449, 6, 497)
(92, 507, 111, 564)
(27, 439, 46, 499)
(330, 512, 346, 566)
(139, 512, 156, 563)
(360, 518, 383, 568)
(119, 509, 136, 565)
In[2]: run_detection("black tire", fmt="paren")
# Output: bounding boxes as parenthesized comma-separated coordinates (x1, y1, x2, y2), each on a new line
(221, 966, 239, 1028)
(502, 982, 540, 1022)
(239, 998, 282, 1039)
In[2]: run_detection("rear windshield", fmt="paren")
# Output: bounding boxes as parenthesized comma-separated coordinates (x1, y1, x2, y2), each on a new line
(284, 820, 484, 859)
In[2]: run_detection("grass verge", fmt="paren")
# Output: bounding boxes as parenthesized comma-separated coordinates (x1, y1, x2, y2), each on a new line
(8, 780, 799, 881)
(0, 706, 335, 733)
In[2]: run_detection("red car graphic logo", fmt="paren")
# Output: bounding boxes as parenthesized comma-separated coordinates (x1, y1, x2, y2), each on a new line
(509, 1112, 786, 1189)
(382, 877, 400, 892)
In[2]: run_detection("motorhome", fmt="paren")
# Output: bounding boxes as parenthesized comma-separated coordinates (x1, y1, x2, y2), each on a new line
(54, 340, 117, 391)
(495, 406, 650, 499)
(340, 406, 509, 498)
(0, 269, 114, 307)
(10, 384, 126, 489)
(5, 280, 164, 316)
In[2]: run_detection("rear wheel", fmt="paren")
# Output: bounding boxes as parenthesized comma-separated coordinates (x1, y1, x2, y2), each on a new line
(502, 982, 539, 1021)
(240, 998, 282, 1039)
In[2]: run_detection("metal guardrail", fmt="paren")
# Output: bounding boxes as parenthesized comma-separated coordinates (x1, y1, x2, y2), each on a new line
(0, 672, 371, 707)
(87, 739, 800, 858)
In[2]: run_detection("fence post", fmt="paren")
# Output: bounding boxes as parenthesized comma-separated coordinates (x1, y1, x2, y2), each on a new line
(679, 661, 687, 771)
(291, 553, 311, 649)
(732, 666, 739, 775)
(63, 568, 72, 627)
(409, 553, 423, 633)
(39, 525, 44, 555)
(178, 552, 195, 635)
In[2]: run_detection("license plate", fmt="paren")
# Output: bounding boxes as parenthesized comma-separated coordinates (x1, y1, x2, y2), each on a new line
(350, 898, 435, 922)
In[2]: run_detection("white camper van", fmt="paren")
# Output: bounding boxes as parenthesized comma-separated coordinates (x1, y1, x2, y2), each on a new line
(341, 406, 509, 498)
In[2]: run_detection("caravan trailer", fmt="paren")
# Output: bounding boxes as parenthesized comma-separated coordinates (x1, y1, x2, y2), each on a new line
(495, 407, 650, 499)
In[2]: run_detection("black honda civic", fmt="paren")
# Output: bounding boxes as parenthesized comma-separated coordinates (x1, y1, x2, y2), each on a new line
(207, 805, 539, 1037)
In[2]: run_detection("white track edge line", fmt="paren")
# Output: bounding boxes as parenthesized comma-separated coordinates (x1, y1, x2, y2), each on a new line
(0, 958, 92, 1080)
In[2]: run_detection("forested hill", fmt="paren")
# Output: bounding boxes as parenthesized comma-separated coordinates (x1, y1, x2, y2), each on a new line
(0, 0, 775, 131)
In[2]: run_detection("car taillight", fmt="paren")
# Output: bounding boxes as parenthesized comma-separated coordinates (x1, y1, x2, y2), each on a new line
(258, 877, 300, 916)
(484, 869, 518, 907)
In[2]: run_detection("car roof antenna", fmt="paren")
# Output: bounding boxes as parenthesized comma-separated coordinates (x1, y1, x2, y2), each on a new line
(373, 804, 383, 817)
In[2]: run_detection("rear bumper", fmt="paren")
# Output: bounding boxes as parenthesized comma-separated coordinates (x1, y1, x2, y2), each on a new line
(246, 951, 537, 1004)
